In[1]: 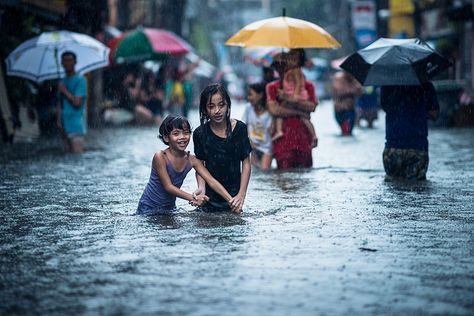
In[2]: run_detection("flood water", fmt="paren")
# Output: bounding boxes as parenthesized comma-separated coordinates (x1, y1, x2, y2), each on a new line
(1, 101, 474, 315)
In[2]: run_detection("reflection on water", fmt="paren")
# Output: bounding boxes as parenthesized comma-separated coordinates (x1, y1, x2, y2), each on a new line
(268, 169, 314, 193)
(192, 211, 247, 229)
(1, 104, 473, 315)
(145, 213, 181, 229)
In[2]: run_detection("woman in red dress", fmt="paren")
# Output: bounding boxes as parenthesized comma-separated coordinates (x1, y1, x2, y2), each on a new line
(266, 50, 318, 169)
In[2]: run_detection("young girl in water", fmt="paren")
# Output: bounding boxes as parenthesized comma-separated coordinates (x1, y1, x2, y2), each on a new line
(136, 114, 234, 215)
(242, 82, 273, 170)
(193, 84, 252, 213)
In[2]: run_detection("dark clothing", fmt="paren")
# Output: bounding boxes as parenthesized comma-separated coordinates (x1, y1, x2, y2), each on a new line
(117, 88, 135, 112)
(381, 83, 439, 151)
(356, 86, 378, 123)
(193, 120, 252, 211)
(335, 109, 356, 135)
(383, 148, 429, 180)
(145, 98, 163, 116)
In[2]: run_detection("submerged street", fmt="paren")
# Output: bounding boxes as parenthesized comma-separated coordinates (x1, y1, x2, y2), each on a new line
(1, 100, 474, 315)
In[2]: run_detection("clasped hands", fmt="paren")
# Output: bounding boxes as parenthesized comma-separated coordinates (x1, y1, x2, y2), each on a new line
(189, 193, 209, 207)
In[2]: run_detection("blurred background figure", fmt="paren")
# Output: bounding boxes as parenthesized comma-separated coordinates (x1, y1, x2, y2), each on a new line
(331, 71, 362, 136)
(266, 51, 318, 170)
(102, 70, 137, 126)
(273, 48, 318, 147)
(180, 60, 199, 118)
(356, 86, 379, 128)
(56, 51, 87, 153)
(35, 80, 57, 135)
(134, 69, 163, 125)
(165, 67, 186, 116)
(242, 82, 273, 170)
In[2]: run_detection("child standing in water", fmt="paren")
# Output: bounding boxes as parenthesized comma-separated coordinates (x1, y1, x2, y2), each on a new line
(242, 82, 273, 170)
(136, 115, 233, 215)
(272, 49, 318, 147)
(193, 84, 252, 213)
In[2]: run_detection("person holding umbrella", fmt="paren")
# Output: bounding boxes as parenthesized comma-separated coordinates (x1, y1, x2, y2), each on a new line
(340, 38, 450, 180)
(380, 83, 439, 180)
(266, 50, 318, 169)
(225, 10, 341, 169)
(56, 51, 87, 153)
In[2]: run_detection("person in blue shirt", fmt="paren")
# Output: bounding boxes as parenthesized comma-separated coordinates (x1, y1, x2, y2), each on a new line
(380, 82, 440, 180)
(56, 51, 87, 153)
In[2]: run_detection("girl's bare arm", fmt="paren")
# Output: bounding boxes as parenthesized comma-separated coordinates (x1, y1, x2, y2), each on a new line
(154, 152, 204, 203)
(228, 156, 251, 213)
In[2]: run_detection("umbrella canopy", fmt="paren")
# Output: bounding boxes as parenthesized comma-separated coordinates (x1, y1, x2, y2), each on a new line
(340, 38, 451, 86)
(225, 15, 341, 49)
(5, 30, 109, 83)
(108, 28, 191, 64)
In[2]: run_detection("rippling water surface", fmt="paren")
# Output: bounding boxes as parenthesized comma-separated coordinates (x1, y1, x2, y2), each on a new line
(1, 101, 473, 315)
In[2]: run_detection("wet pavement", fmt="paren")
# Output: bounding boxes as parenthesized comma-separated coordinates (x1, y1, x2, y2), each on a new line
(1, 100, 474, 315)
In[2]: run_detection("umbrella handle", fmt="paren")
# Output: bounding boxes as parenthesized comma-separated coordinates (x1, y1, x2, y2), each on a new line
(54, 47, 60, 79)
(54, 47, 61, 101)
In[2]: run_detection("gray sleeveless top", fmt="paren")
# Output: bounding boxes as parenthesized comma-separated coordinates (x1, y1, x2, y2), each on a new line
(136, 151, 192, 215)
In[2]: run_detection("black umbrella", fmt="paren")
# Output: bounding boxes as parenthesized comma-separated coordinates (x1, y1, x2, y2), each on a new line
(340, 38, 451, 85)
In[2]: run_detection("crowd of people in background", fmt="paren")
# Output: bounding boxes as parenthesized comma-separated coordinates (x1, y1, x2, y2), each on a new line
(101, 59, 199, 127)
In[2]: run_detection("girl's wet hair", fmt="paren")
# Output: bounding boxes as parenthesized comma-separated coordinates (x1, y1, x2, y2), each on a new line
(158, 115, 191, 145)
(249, 82, 267, 109)
(199, 83, 232, 139)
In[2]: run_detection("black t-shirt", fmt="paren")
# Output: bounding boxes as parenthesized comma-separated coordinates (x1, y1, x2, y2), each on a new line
(193, 120, 252, 210)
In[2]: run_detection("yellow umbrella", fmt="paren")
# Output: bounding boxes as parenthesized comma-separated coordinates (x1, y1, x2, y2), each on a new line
(225, 15, 341, 49)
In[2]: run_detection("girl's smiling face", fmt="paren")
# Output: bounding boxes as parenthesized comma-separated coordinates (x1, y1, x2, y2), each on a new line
(206, 92, 228, 124)
(164, 127, 191, 151)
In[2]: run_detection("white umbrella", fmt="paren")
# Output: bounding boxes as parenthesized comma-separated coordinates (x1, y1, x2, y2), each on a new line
(5, 30, 110, 83)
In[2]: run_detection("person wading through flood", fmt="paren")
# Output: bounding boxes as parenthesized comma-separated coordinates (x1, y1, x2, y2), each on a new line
(266, 51, 318, 169)
(193, 84, 252, 212)
(380, 82, 440, 180)
(56, 51, 87, 153)
(136, 115, 235, 215)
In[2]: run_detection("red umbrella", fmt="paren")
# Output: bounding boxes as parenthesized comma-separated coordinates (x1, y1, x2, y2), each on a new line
(107, 28, 192, 64)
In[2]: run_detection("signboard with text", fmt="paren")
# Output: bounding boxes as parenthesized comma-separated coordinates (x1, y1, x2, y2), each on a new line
(351, 0, 377, 49)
